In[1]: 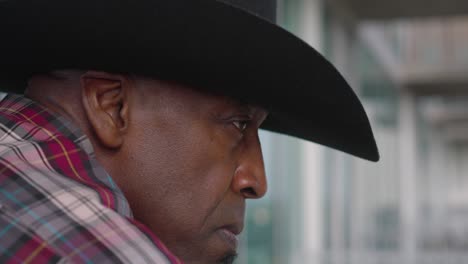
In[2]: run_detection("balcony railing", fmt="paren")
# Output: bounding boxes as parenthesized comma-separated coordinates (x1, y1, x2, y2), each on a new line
(360, 17, 468, 94)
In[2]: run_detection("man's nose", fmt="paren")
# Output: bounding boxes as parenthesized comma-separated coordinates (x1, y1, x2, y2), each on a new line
(232, 133, 267, 199)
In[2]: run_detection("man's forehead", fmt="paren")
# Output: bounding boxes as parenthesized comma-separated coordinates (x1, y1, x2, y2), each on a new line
(134, 75, 267, 116)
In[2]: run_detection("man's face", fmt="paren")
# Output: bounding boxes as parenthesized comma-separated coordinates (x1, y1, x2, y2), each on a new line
(113, 79, 268, 263)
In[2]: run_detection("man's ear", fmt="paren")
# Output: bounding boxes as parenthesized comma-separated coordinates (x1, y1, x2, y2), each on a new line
(80, 71, 130, 149)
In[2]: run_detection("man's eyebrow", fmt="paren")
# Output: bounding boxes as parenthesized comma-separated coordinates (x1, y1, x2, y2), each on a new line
(236, 104, 265, 118)
(222, 97, 267, 116)
(236, 103, 254, 112)
(222, 98, 251, 112)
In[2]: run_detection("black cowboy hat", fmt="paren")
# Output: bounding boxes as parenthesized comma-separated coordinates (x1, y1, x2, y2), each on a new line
(0, 0, 379, 161)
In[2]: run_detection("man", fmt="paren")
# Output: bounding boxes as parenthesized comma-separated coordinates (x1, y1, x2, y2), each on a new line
(0, 0, 379, 263)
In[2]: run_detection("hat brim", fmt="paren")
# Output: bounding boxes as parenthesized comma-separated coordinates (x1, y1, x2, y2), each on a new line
(0, 0, 379, 161)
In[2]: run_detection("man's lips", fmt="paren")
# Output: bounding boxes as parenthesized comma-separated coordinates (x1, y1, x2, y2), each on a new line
(218, 224, 242, 249)
(222, 223, 242, 235)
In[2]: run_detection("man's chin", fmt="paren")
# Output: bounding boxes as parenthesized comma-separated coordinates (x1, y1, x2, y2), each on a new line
(169, 238, 238, 264)
(218, 251, 238, 264)
(182, 251, 237, 264)
(167, 228, 241, 263)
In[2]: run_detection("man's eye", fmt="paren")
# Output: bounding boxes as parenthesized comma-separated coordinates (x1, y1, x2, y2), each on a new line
(232, 120, 250, 132)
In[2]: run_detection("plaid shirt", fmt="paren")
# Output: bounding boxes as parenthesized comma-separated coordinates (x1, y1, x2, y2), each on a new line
(0, 94, 182, 263)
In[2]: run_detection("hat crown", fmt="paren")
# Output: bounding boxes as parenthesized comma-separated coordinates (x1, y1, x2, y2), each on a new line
(220, 0, 277, 22)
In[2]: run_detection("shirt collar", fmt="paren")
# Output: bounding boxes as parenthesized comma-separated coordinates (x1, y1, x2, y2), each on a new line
(0, 93, 133, 217)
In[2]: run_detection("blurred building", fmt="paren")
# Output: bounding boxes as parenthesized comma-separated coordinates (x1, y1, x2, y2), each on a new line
(240, 0, 468, 263)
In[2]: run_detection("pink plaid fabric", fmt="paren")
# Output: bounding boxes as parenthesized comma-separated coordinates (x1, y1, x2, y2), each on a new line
(0, 94, 182, 263)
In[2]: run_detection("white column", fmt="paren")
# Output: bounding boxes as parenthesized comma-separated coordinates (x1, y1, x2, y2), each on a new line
(301, 142, 324, 261)
(300, 0, 323, 53)
(399, 91, 418, 264)
(299, 0, 324, 261)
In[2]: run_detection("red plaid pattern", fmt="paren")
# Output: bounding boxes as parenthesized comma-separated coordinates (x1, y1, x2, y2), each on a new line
(0, 94, 182, 263)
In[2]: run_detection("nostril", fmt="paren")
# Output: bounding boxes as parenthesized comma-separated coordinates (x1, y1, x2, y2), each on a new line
(241, 187, 257, 198)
